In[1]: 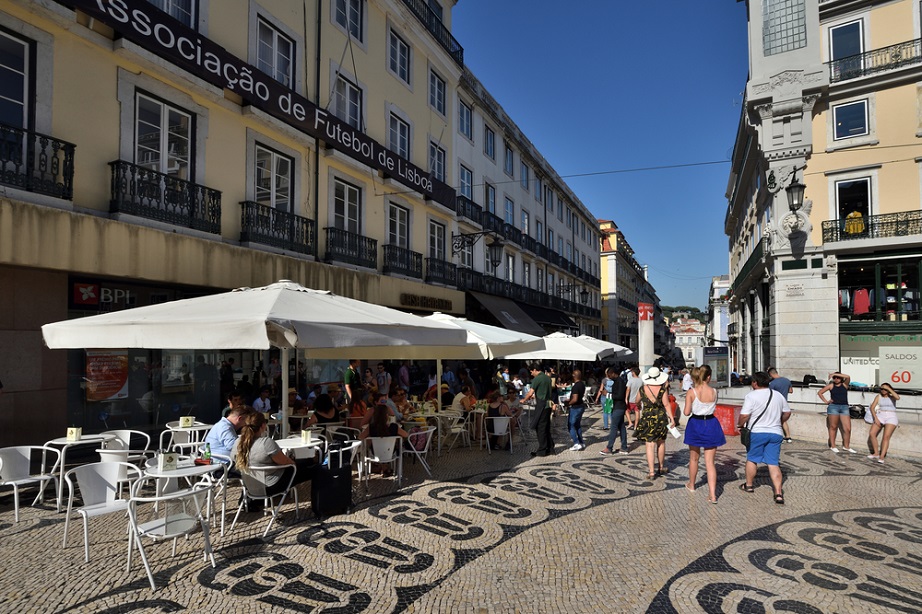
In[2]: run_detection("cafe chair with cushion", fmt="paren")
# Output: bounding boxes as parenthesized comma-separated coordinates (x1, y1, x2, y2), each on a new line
(362, 436, 402, 487)
(228, 464, 299, 538)
(402, 426, 436, 478)
(481, 417, 514, 455)
(0, 445, 61, 522)
(63, 461, 141, 562)
(127, 477, 217, 591)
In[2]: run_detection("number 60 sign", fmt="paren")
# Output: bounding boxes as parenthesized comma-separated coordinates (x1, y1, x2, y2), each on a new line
(879, 347, 922, 390)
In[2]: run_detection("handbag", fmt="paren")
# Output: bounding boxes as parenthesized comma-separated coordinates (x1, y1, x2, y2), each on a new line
(740, 391, 771, 450)
(603, 397, 613, 414)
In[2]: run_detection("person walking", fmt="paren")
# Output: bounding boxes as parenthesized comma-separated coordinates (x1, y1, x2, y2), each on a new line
(867, 383, 900, 464)
(683, 365, 725, 503)
(634, 367, 675, 479)
(625, 366, 642, 429)
(599, 368, 629, 456)
(595, 367, 615, 431)
(738, 371, 791, 504)
(767, 367, 794, 443)
(817, 371, 855, 453)
(523, 365, 555, 457)
(565, 370, 587, 451)
(375, 363, 393, 397)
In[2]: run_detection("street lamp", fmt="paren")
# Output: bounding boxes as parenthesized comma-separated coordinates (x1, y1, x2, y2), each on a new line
(559, 283, 590, 305)
(451, 231, 504, 269)
(786, 180, 806, 212)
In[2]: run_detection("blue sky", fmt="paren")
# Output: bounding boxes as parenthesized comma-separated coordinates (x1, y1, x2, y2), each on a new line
(452, 1, 750, 309)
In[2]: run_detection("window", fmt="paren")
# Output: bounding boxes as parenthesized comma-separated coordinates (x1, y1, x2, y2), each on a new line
(484, 126, 495, 159)
(335, 0, 363, 41)
(459, 242, 473, 269)
(558, 237, 563, 255)
(135, 93, 192, 180)
(536, 220, 543, 244)
(574, 249, 580, 268)
(566, 242, 572, 262)
(505, 253, 515, 283)
(503, 141, 514, 176)
(428, 142, 445, 182)
(523, 262, 531, 287)
(537, 267, 544, 292)
(832, 100, 868, 140)
(548, 272, 555, 293)
(835, 177, 871, 221)
(535, 177, 542, 202)
(428, 0, 443, 21)
(521, 209, 529, 235)
(829, 20, 863, 79)
(520, 162, 530, 190)
(459, 100, 472, 139)
(148, 0, 194, 27)
(333, 75, 362, 130)
(388, 203, 409, 248)
(548, 228, 555, 250)
(762, 0, 806, 56)
(429, 70, 446, 115)
(545, 186, 554, 212)
(429, 220, 446, 259)
(582, 254, 587, 271)
(566, 207, 572, 229)
(388, 113, 409, 159)
(257, 18, 293, 87)
(504, 197, 514, 224)
(333, 177, 361, 234)
(388, 30, 410, 84)
(557, 197, 564, 221)
(255, 144, 292, 211)
(484, 183, 496, 214)
(459, 164, 473, 199)
(0, 31, 28, 129)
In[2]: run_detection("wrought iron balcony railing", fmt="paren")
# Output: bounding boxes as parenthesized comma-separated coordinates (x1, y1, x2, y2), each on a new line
(728, 322, 738, 336)
(324, 227, 377, 269)
(456, 194, 482, 226)
(110, 160, 221, 234)
(482, 211, 504, 234)
(502, 222, 522, 245)
(520, 234, 537, 254)
(399, 0, 464, 66)
(731, 237, 765, 295)
(828, 37, 922, 83)
(821, 210, 922, 243)
(426, 257, 457, 285)
(383, 244, 423, 279)
(0, 123, 75, 199)
(240, 200, 315, 255)
(535, 243, 548, 260)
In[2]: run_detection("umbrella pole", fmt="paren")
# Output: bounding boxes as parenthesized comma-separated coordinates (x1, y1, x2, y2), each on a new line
(281, 347, 290, 438)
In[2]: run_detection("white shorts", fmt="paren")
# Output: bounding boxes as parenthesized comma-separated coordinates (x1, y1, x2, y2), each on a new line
(876, 411, 899, 426)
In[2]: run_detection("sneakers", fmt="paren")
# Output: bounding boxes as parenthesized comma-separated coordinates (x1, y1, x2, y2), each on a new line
(783, 438, 793, 443)
(599, 448, 614, 456)
(617, 449, 629, 455)
(877, 458, 885, 464)
(867, 454, 879, 460)
(569, 443, 584, 451)
(829, 447, 840, 453)
(843, 448, 857, 454)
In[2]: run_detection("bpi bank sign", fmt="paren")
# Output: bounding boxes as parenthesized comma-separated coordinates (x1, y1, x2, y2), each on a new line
(69, 0, 453, 208)
(72, 282, 134, 310)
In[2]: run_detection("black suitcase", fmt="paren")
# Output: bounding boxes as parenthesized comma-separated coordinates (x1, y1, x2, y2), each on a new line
(311, 443, 354, 518)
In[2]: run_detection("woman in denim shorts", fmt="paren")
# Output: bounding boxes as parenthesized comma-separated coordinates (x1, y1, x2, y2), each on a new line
(817, 372, 855, 453)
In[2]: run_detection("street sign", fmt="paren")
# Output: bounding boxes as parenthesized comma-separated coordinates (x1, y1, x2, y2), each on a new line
(878, 346, 922, 390)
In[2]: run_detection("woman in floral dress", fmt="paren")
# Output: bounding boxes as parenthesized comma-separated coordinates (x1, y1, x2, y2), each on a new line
(634, 367, 675, 479)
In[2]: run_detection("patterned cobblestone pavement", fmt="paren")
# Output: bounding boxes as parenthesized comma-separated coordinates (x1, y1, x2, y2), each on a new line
(1, 412, 920, 613)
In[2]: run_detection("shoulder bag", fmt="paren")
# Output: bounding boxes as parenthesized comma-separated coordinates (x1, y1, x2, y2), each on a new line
(740, 390, 771, 450)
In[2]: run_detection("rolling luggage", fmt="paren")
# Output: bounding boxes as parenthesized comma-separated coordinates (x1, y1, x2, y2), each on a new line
(311, 442, 354, 518)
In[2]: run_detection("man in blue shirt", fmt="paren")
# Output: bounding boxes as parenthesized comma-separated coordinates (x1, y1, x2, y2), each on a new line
(203, 405, 253, 461)
(768, 366, 794, 443)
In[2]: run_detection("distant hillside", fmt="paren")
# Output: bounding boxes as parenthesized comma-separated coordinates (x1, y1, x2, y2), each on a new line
(662, 305, 704, 321)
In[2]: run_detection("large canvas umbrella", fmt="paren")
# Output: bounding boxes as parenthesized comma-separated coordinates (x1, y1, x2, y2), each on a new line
(42, 280, 471, 435)
(498, 331, 629, 362)
(422, 312, 545, 359)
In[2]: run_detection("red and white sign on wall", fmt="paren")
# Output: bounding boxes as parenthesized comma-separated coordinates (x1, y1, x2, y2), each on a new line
(638, 302, 654, 321)
(879, 346, 922, 390)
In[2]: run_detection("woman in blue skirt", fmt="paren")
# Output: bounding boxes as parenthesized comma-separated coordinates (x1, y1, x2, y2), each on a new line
(683, 365, 726, 503)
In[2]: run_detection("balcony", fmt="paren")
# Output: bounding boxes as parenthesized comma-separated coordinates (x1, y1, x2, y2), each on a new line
(0, 124, 75, 199)
(110, 160, 221, 234)
(456, 195, 482, 226)
(399, 0, 464, 66)
(828, 38, 922, 83)
(822, 210, 922, 243)
(535, 243, 548, 260)
(240, 201, 315, 255)
(383, 244, 422, 279)
(482, 211, 504, 234)
(520, 234, 537, 254)
(324, 227, 377, 269)
(426, 257, 457, 286)
(730, 237, 765, 295)
(502, 222, 522, 245)
(728, 322, 738, 336)
(456, 267, 484, 292)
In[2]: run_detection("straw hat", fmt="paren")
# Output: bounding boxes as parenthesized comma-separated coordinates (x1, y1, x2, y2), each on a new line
(643, 367, 668, 385)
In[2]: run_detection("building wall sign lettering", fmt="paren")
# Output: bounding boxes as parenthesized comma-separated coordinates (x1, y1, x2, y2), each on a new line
(840, 334, 922, 387)
(638, 302, 653, 321)
(785, 283, 804, 297)
(66, 0, 454, 207)
(879, 347, 922, 391)
(400, 293, 452, 312)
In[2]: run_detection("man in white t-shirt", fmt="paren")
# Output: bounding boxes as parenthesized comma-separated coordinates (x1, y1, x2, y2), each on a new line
(738, 371, 791, 504)
(682, 369, 694, 393)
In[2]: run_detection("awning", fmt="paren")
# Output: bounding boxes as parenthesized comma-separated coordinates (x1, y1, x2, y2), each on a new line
(468, 292, 546, 337)
(515, 302, 578, 330)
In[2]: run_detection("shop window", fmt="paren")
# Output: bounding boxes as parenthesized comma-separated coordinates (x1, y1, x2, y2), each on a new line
(837, 259, 920, 321)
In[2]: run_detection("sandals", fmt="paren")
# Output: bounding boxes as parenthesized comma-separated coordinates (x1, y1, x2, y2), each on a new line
(738, 483, 754, 494)
(647, 472, 657, 480)
(773, 492, 785, 505)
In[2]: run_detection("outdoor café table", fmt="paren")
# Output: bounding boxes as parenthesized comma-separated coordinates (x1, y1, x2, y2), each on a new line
(144, 455, 224, 518)
(43, 433, 117, 512)
(277, 435, 324, 460)
(165, 420, 213, 443)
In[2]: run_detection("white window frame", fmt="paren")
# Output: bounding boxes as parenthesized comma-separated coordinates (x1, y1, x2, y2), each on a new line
(333, 73, 363, 130)
(256, 17, 294, 87)
(429, 141, 446, 182)
(254, 142, 293, 212)
(520, 162, 530, 190)
(388, 202, 409, 248)
(503, 141, 514, 177)
(388, 28, 411, 85)
(484, 125, 495, 160)
(535, 177, 542, 202)
(505, 253, 515, 283)
(484, 182, 496, 214)
(557, 197, 564, 221)
(537, 267, 544, 292)
(388, 112, 410, 159)
(135, 92, 193, 180)
(545, 186, 554, 212)
(246, 128, 303, 216)
(504, 197, 515, 225)
(429, 69, 446, 115)
(333, 0, 364, 43)
(548, 228, 555, 250)
(247, 5, 302, 94)
(149, 0, 196, 28)
(459, 99, 473, 140)
(832, 99, 868, 141)
(459, 164, 473, 199)
(459, 242, 473, 269)
(523, 262, 531, 287)
(0, 30, 28, 130)
(827, 95, 877, 150)
(428, 219, 446, 259)
(521, 209, 529, 235)
(332, 175, 362, 234)
(831, 174, 875, 221)
(536, 220, 544, 245)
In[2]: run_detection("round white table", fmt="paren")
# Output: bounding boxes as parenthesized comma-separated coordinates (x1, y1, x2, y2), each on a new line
(44, 433, 117, 512)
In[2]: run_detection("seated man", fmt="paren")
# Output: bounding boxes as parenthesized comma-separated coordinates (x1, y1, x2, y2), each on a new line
(222, 391, 245, 418)
(204, 404, 254, 462)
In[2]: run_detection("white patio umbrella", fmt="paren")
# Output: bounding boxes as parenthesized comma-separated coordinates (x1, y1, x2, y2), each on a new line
(42, 280, 472, 436)
(498, 331, 629, 362)
(422, 312, 545, 360)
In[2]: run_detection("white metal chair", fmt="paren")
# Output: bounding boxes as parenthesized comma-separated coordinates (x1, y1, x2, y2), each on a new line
(95, 448, 145, 497)
(443, 412, 471, 452)
(228, 464, 299, 538)
(326, 425, 360, 446)
(158, 428, 205, 457)
(402, 426, 436, 477)
(0, 445, 60, 522)
(102, 429, 152, 464)
(482, 417, 514, 454)
(127, 477, 217, 591)
(362, 436, 402, 487)
(63, 461, 141, 562)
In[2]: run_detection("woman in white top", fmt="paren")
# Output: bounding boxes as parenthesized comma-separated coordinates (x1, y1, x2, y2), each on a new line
(682, 365, 726, 503)
(867, 383, 900, 464)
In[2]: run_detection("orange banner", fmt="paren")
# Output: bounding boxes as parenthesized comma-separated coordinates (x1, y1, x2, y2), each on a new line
(85, 350, 129, 402)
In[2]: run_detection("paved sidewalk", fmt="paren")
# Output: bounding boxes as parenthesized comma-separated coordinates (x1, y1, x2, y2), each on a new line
(1, 414, 920, 613)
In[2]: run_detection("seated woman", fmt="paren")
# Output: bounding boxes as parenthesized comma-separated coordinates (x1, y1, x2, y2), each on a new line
(346, 392, 368, 430)
(305, 393, 342, 428)
(485, 389, 514, 450)
(360, 399, 408, 476)
(233, 411, 312, 505)
(393, 388, 414, 417)
(451, 385, 473, 414)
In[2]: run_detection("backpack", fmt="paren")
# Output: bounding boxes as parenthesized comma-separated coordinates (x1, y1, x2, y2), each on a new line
(408, 426, 428, 451)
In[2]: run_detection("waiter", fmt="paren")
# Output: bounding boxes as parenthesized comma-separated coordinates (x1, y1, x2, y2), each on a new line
(523, 365, 555, 457)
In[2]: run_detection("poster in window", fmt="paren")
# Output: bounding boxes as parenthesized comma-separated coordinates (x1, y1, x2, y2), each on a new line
(85, 350, 129, 401)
